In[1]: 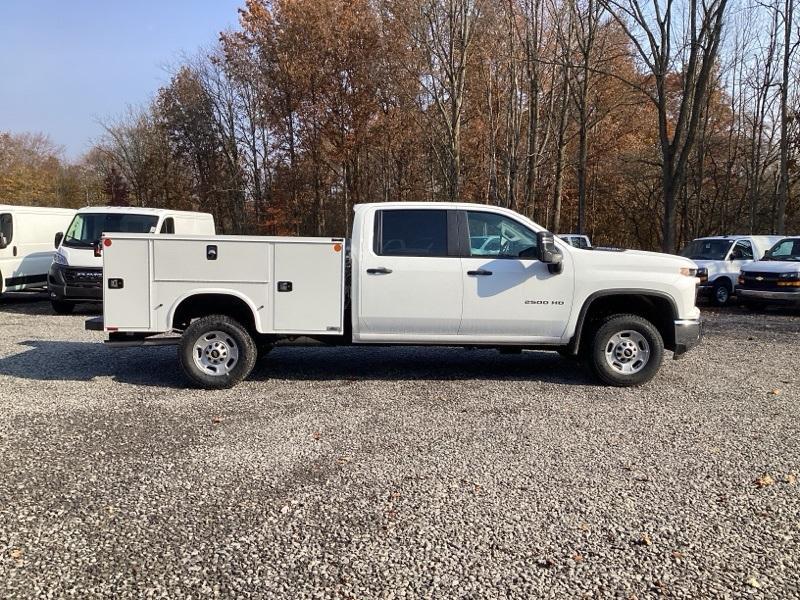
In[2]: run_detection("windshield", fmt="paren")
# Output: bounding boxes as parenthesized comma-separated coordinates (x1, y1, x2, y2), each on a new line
(63, 213, 160, 247)
(764, 238, 800, 261)
(680, 239, 733, 261)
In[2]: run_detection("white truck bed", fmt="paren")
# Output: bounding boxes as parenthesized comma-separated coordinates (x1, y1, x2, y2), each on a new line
(101, 234, 346, 335)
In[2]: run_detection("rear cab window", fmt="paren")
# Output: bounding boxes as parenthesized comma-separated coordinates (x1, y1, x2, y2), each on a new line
(374, 209, 449, 257)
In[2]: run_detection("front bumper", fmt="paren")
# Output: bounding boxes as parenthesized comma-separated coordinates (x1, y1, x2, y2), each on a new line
(673, 318, 702, 358)
(48, 263, 103, 303)
(738, 288, 800, 304)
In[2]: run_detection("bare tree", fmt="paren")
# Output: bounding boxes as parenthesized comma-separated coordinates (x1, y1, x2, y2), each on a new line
(603, 0, 729, 252)
(569, 0, 607, 234)
(407, 0, 482, 201)
(776, 0, 798, 232)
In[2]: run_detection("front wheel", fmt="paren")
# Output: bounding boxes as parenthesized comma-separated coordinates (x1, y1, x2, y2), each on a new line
(178, 315, 257, 389)
(590, 314, 664, 387)
(711, 280, 732, 306)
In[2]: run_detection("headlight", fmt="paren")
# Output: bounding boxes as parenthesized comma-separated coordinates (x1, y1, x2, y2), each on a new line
(696, 267, 708, 278)
(680, 267, 698, 277)
(778, 272, 800, 280)
(53, 251, 68, 266)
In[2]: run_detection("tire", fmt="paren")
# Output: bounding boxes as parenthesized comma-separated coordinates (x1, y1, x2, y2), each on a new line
(178, 315, 257, 389)
(51, 300, 75, 315)
(590, 314, 664, 387)
(711, 279, 732, 306)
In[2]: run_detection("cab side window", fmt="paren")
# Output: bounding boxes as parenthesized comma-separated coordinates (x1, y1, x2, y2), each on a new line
(375, 210, 448, 257)
(467, 211, 537, 259)
(160, 217, 175, 234)
(731, 240, 753, 260)
(0, 213, 12, 247)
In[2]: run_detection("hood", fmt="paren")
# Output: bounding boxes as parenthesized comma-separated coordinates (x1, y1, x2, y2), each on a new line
(55, 245, 103, 268)
(577, 246, 696, 273)
(741, 260, 800, 274)
(691, 259, 726, 276)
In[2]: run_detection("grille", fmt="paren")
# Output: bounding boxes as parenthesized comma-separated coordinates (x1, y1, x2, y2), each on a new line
(63, 268, 103, 286)
(740, 272, 780, 290)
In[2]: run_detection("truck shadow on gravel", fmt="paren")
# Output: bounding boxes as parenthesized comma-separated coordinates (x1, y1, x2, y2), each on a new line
(0, 294, 101, 316)
(0, 341, 595, 388)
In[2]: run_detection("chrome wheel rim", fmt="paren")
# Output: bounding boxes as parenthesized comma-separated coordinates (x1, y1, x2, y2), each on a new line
(193, 331, 239, 376)
(604, 330, 650, 375)
(716, 286, 729, 303)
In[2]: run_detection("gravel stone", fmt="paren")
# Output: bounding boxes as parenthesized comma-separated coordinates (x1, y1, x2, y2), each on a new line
(0, 295, 798, 598)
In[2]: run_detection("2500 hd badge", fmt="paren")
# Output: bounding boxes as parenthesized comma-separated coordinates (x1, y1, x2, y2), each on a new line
(525, 299, 566, 305)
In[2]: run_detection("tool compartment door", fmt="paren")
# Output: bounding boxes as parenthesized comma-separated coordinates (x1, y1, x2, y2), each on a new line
(103, 238, 151, 329)
(273, 242, 344, 334)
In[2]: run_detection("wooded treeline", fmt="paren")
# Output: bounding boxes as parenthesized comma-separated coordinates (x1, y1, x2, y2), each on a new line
(1, 0, 798, 252)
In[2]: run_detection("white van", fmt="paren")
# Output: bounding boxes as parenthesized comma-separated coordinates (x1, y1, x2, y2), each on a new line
(0, 205, 76, 294)
(48, 206, 215, 313)
(679, 235, 782, 305)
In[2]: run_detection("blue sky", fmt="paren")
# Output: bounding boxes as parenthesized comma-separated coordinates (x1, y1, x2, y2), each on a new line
(0, 0, 243, 159)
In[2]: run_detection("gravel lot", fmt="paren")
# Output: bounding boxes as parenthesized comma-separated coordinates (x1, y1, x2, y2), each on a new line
(0, 296, 798, 599)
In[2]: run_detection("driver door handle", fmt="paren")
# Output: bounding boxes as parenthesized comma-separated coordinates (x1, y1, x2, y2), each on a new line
(367, 267, 393, 274)
(467, 269, 493, 276)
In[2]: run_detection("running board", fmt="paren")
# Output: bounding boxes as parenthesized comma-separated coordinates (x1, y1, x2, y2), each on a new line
(104, 337, 180, 348)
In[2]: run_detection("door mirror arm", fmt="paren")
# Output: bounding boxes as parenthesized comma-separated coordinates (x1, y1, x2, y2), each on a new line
(0, 235, 7, 250)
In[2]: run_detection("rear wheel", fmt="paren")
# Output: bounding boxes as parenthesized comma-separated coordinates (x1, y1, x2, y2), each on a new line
(711, 279, 732, 306)
(178, 315, 256, 389)
(51, 300, 75, 315)
(590, 314, 664, 387)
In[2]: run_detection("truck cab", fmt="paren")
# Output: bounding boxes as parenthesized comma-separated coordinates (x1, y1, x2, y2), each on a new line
(679, 235, 781, 306)
(88, 202, 702, 389)
(49, 206, 214, 314)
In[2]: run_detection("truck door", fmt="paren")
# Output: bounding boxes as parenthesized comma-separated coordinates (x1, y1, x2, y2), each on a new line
(357, 208, 462, 338)
(458, 210, 574, 340)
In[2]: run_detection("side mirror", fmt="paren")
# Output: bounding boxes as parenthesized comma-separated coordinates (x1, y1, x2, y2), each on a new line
(0, 235, 7, 250)
(54, 231, 64, 248)
(537, 231, 563, 274)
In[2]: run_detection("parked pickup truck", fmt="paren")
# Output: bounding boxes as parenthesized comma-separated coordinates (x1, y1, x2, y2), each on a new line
(738, 237, 800, 309)
(85, 203, 702, 389)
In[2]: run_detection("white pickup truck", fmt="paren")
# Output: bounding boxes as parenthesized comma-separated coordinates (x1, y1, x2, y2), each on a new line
(86, 203, 702, 389)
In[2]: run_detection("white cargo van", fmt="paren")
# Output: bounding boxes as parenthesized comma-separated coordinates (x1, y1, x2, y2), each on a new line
(738, 237, 800, 309)
(49, 206, 214, 313)
(679, 235, 782, 305)
(0, 205, 76, 294)
(87, 202, 702, 389)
